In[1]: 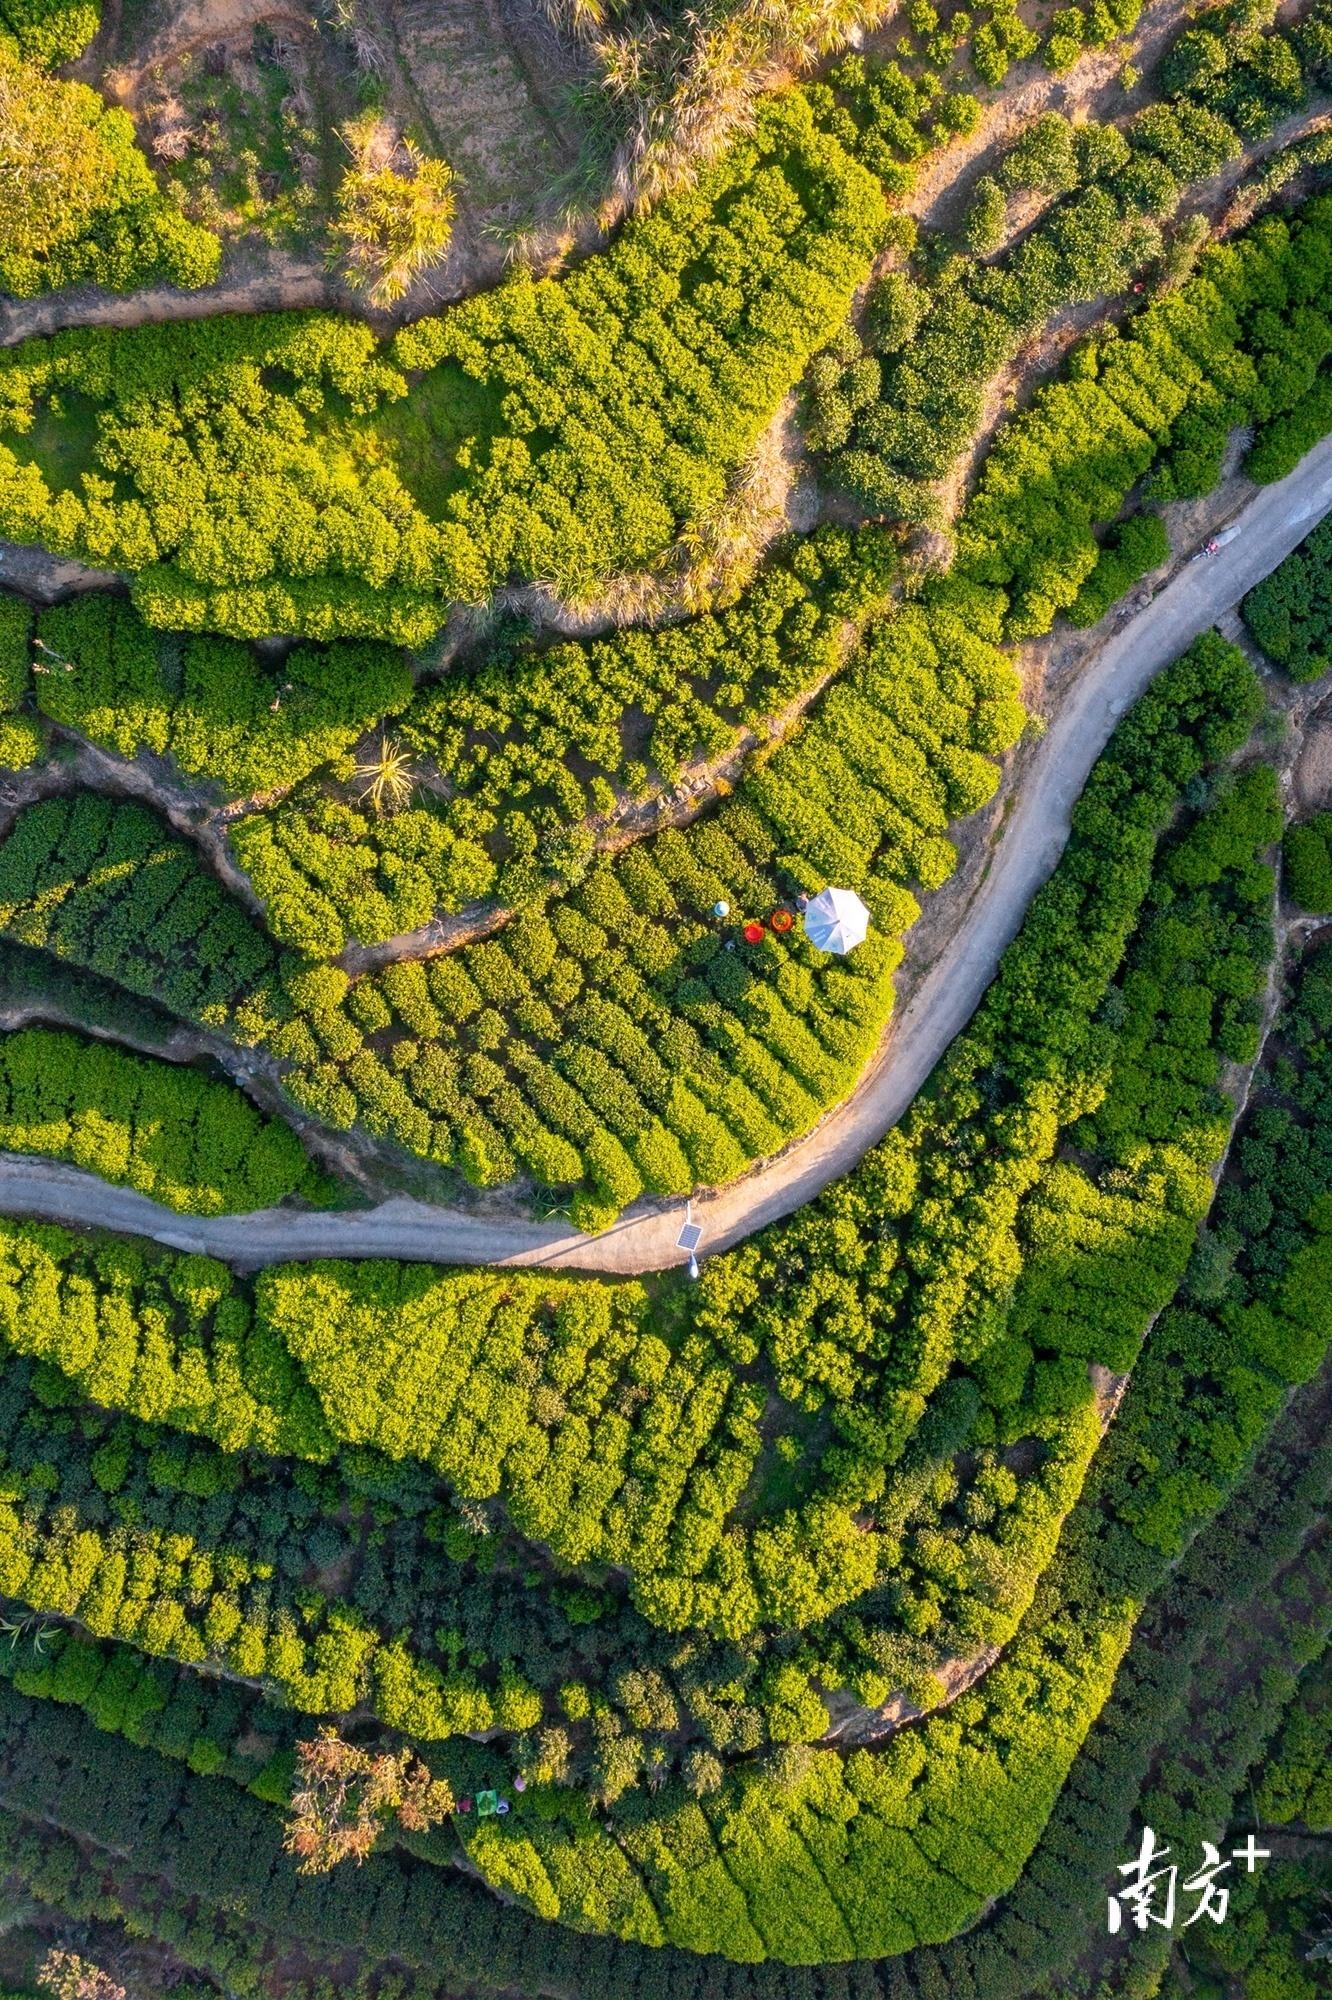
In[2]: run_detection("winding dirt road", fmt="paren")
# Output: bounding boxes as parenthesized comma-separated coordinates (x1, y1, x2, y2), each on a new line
(2, 436, 1332, 1275)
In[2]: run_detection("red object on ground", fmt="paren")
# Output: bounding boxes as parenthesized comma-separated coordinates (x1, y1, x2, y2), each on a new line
(743, 921, 765, 943)
(770, 907, 794, 933)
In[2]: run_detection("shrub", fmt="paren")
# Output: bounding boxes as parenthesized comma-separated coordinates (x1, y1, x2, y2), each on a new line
(1242, 512, 1332, 679)
(0, 794, 276, 1029)
(1284, 811, 1332, 910)
(1066, 512, 1171, 626)
(0, 39, 219, 299)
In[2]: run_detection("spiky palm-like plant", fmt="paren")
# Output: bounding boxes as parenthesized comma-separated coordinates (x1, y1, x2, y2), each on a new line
(356, 737, 417, 814)
(332, 115, 455, 305)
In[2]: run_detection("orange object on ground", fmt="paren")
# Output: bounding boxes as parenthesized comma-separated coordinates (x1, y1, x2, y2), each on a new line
(770, 908, 794, 933)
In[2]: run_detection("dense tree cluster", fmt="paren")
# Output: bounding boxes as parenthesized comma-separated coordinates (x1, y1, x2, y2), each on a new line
(1284, 809, 1332, 911)
(0, 0, 98, 68)
(232, 797, 496, 961)
(804, 48, 981, 201)
(943, 199, 1332, 638)
(1039, 0, 1139, 73)
(22, 533, 894, 962)
(0, 795, 275, 1029)
(872, 1298, 1332, 2000)
(0, 590, 41, 772)
(0, 1233, 1323, 2000)
(0, 650, 1317, 1978)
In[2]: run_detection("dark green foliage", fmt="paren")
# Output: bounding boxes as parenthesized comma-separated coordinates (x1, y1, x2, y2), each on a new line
(1093, 933, 1332, 1560)
(0, 1338, 505, 1736)
(1242, 512, 1332, 680)
(34, 595, 414, 799)
(0, 936, 182, 1050)
(0, 593, 40, 773)
(0, 795, 275, 1030)
(0, 1623, 284, 1789)
(879, 1334, 1332, 2000)
(0, 1026, 314, 1213)
(1255, 1652, 1332, 1829)
(0, 592, 30, 713)
(1285, 811, 1332, 912)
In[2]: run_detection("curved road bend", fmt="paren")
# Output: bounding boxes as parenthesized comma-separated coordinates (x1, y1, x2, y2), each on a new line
(4, 435, 1332, 1276)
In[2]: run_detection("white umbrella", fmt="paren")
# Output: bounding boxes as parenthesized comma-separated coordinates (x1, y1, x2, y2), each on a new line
(803, 886, 870, 956)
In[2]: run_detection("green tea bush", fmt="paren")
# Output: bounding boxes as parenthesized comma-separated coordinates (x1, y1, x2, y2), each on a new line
(0, 646, 1308, 1971)
(0, 794, 276, 1029)
(454, 820, 1331, 1967)
(0, 591, 41, 773)
(817, 4, 1332, 541)
(802, 52, 979, 202)
(5, 641, 1263, 1662)
(228, 529, 893, 959)
(34, 595, 414, 799)
(1089, 934, 1332, 1562)
(0, 1621, 285, 1791)
(0, 38, 219, 300)
(972, 0, 1040, 85)
(402, 528, 894, 828)
(0, 1025, 312, 1213)
(943, 199, 1332, 638)
(1242, 511, 1332, 679)
(0, 653, 1271, 1700)
(1065, 509, 1171, 627)
(1157, 0, 1310, 142)
(270, 597, 1021, 1220)
(1284, 810, 1332, 911)
(1255, 1653, 1332, 1830)
(0, 1346, 501, 1736)
(0, 0, 98, 67)
(232, 795, 496, 960)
